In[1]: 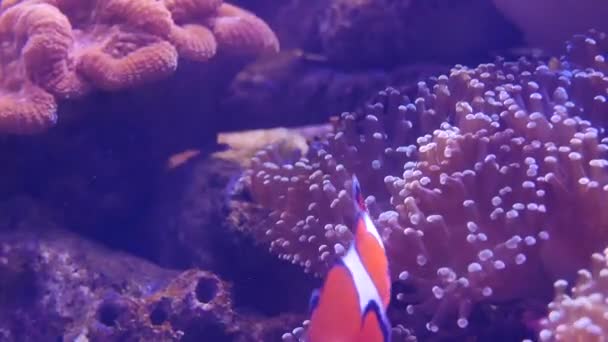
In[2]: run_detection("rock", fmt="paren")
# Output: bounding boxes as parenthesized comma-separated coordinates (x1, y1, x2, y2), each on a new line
(221, 50, 450, 129)
(143, 126, 331, 322)
(0, 228, 230, 341)
(0, 201, 302, 341)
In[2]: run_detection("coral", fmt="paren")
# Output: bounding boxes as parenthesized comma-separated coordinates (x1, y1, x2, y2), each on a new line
(237, 30, 608, 338)
(539, 248, 608, 341)
(209, 3, 279, 56)
(0, 216, 304, 341)
(0, 0, 279, 135)
(215, 125, 334, 166)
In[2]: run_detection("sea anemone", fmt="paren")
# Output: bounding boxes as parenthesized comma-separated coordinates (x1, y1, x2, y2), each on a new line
(539, 247, 608, 341)
(239, 30, 608, 338)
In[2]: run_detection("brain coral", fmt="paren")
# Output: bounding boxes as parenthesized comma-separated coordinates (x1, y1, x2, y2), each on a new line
(240, 30, 608, 338)
(0, 0, 279, 135)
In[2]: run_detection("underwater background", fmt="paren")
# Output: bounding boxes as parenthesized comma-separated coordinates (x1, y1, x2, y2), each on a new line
(0, 0, 608, 341)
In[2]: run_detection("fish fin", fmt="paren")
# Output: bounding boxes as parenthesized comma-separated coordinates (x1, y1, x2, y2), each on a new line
(352, 175, 367, 212)
(361, 300, 391, 342)
(308, 288, 320, 315)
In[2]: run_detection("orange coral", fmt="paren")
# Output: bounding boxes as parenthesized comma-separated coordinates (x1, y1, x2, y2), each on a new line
(163, 0, 223, 23)
(0, 0, 279, 135)
(0, 2, 71, 134)
(209, 4, 281, 55)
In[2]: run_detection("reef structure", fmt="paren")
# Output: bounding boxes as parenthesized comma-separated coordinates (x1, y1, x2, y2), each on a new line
(0, 227, 235, 341)
(0, 215, 303, 341)
(0, 0, 279, 135)
(239, 30, 608, 339)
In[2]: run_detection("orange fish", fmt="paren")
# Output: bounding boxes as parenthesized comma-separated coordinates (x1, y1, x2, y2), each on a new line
(166, 149, 200, 170)
(307, 175, 391, 342)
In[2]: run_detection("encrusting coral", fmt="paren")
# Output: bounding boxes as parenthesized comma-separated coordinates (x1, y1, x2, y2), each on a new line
(539, 247, 608, 341)
(0, 0, 279, 135)
(239, 30, 608, 338)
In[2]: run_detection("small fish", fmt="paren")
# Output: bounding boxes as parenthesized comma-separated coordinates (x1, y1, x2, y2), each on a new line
(166, 149, 200, 170)
(307, 175, 391, 342)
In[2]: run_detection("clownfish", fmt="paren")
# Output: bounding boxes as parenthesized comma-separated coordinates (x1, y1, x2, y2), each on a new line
(307, 175, 391, 342)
